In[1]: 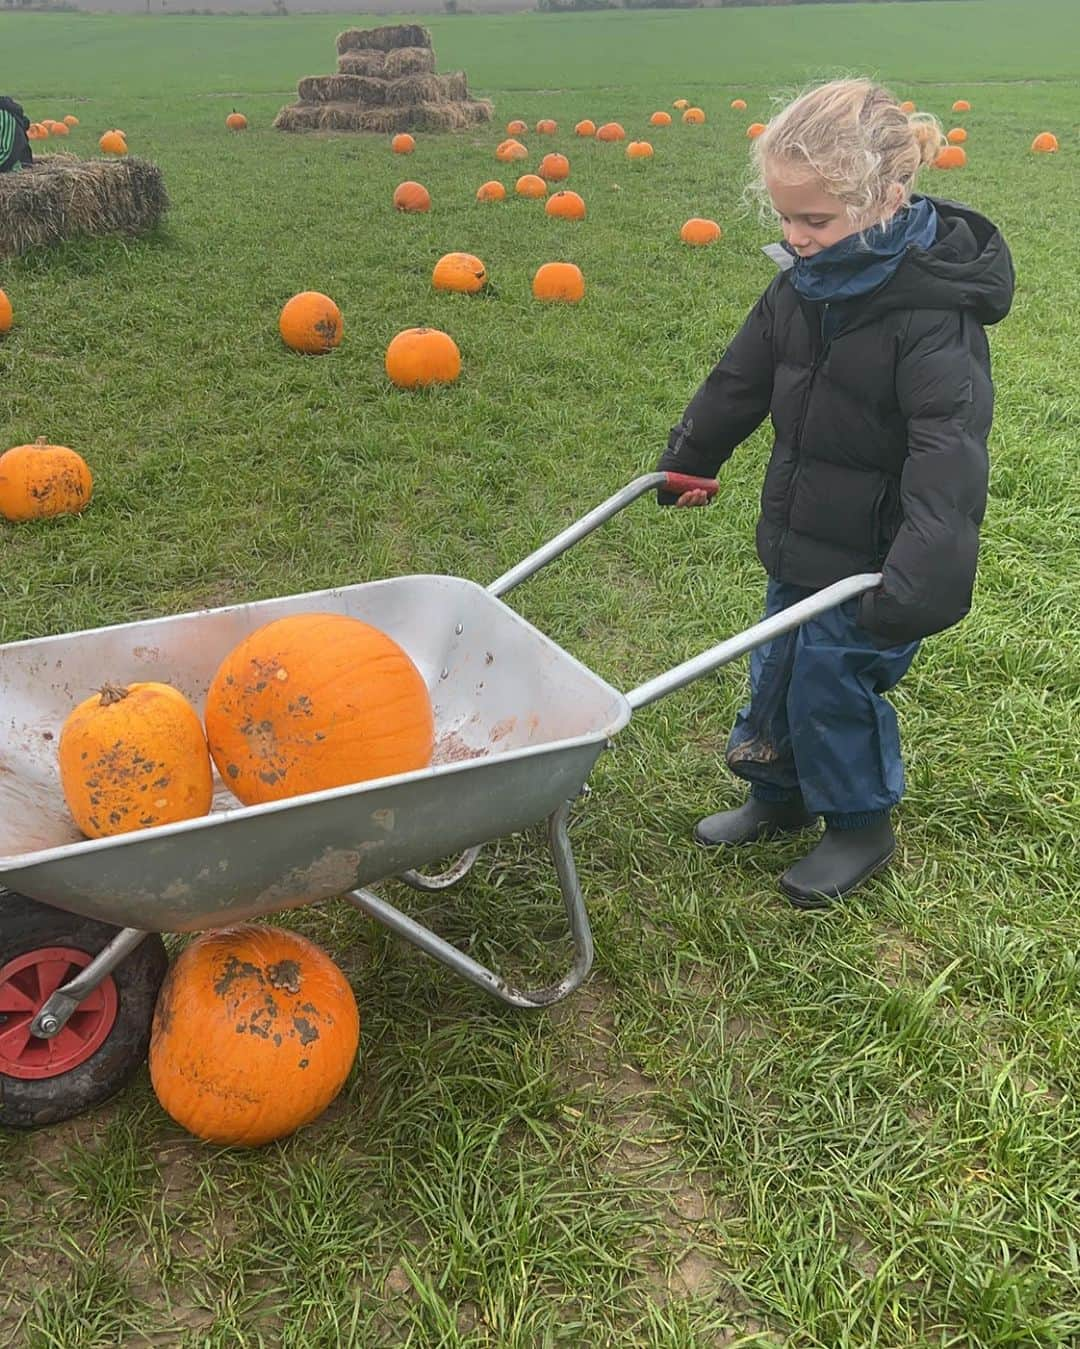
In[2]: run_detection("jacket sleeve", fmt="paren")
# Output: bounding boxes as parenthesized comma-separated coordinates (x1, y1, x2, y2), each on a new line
(655, 281, 777, 502)
(858, 309, 991, 646)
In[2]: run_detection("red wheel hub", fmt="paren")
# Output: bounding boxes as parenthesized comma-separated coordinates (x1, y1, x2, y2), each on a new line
(0, 947, 119, 1080)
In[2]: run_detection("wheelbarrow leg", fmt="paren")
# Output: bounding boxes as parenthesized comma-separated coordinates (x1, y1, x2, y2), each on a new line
(344, 800, 593, 1009)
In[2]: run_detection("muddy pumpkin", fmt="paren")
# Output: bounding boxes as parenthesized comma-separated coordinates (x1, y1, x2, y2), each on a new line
(204, 612, 434, 805)
(682, 108, 705, 125)
(278, 291, 342, 355)
(0, 438, 93, 521)
(149, 924, 360, 1147)
(433, 251, 488, 294)
(59, 682, 213, 838)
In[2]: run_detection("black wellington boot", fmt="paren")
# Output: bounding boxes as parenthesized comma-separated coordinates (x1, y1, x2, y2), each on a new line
(780, 817, 896, 909)
(694, 796, 818, 847)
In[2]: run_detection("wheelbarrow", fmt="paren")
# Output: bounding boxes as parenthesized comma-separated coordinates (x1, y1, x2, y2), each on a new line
(0, 472, 880, 1129)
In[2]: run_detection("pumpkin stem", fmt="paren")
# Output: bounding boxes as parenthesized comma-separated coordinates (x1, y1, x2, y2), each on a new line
(34, 437, 48, 447)
(97, 682, 130, 706)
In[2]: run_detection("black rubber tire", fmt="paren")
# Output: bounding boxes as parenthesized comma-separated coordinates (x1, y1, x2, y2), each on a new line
(0, 889, 169, 1131)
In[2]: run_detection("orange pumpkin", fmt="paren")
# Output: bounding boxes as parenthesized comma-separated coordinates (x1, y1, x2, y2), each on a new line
(574, 119, 596, 137)
(476, 179, 507, 202)
(934, 145, 967, 169)
(393, 180, 430, 212)
(59, 682, 212, 839)
(650, 111, 672, 127)
(673, 99, 689, 110)
(391, 132, 415, 154)
(496, 138, 528, 163)
(506, 119, 527, 135)
(516, 173, 548, 199)
(27, 123, 48, 141)
(226, 111, 248, 131)
(63, 114, 79, 127)
(149, 924, 360, 1148)
(539, 152, 569, 182)
(99, 130, 127, 155)
(47, 120, 69, 137)
(545, 190, 586, 221)
(536, 118, 557, 135)
(532, 262, 585, 304)
(627, 141, 654, 159)
(680, 217, 722, 247)
(899, 100, 916, 114)
(0, 289, 11, 335)
(1031, 132, 1059, 153)
(595, 122, 626, 142)
(747, 122, 766, 139)
(278, 291, 343, 355)
(385, 326, 461, 389)
(205, 612, 434, 805)
(952, 99, 971, 113)
(433, 252, 487, 294)
(730, 98, 747, 111)
(682, 108, 705, 125)
(0, 438, 93, 521)
(947, 127, 967, 144)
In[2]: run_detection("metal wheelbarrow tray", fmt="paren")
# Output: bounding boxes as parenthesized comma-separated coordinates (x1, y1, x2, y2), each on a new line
(0, 473, 880, 1071)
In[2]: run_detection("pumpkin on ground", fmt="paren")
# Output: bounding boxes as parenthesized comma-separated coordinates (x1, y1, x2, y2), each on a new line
(574, 120, 596, 137)
(391, 132, 415, 154)
(952, 99, 971, 112)
(546, 190, 586, 221)
(899, 100, 916, 114)
(0, 438, 93, 521)
(496, 138, 528, 163)
(59, 682, 212, 838)
(673, 99, 689, 110)
(539, 152, 569, 181)
(747, 122, 766, 139)
(627, 141, 653, 159)
(516, 173, 548, 199)
(385, 327, 461, 390)
(99, 130, 127, 155)
(506, 119, 527, 134)
(47, 121, 69, 137)
(476, 180, 507, 202)
(63, 114, 79, 127)
(536, 119, 557, 135)
(650, 111, 672, 127)
(1031, 132, 1059, 153)
(149, 924, 360, 1148)
(205, 612, 434, 805)
(393, 180, 430, 212)
(28, 123, 48, 140)
(934, 145, 967, 169)
(730, 99, 747, 111)
(532, 262, 585, 304)
(278, 291, 342, 355)
(682, 108, 705, 125)
(433, 252, 487, 294)
(680, 218, 723, 246)
(0, 290, 11, 334)
(595, 122, 626, 142)
(226, 111, 248, 131)
(947, 127, 967, 144)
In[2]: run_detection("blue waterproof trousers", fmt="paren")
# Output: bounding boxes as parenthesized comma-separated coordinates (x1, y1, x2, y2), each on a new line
(725, 579, 920, 829)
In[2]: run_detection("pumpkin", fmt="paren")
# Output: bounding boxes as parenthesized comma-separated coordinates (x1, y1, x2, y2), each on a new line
(149, 924, 360, 1148)
(682, 108, 705, 125)
(393, 180, 430, 212)
(27, 123, 48, 140)
(0, 438, 93, 521)
(0, 289, 11, 335)
(99, 130, 127, 155)
(433, 252, 487, 294)
(730, 98, 747, 111)
(627, 140, 654, 159)
(385, 326, 461, 389)
(650, 111, 672, 127)
(47, 120, 69, 137)
(391, 132, 415, 154)
(574, 119, 596, 137)
(595, 122, 626, 142)
(673, 99, 689, 110)
(506, 119, 527, 135)
(899, 100, 916, 114)
(746, 122, 766, 139)
(539, 152, 570, 181)
(516, 173, 548, 199)
(226, 111, 248, 131)
(933, 145, 966, 169)
(278, 291, 343, 355)
(536, 119, 557, 135)
(59, 682, 212, 839)
(1031, 132, 1059, 153)
(476, 179, 507, 202)
(680, 217, 723, 247)
(952, 99, 971, 112)
(545, 190, 586, 221)
(532, 262, 585, 304)
(947, 127, 967, 144)
(205, 612, 434, 805)
(496, 138, 528, 163)
(63, 114, 79, 127)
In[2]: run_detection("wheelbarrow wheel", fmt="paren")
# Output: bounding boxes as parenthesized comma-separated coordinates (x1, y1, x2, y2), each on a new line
(0, 889, 168, 1131)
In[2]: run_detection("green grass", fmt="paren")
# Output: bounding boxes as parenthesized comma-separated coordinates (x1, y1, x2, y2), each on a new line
(2, 1, 1079, 1344)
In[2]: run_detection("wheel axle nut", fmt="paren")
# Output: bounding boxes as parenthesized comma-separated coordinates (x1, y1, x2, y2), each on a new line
(37, 1015, 60, 1036)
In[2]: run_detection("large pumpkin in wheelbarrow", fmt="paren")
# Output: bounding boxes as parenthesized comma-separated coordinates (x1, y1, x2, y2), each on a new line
(204, 612, 434, 806)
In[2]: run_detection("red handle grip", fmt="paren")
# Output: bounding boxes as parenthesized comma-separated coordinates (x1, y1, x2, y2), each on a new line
(663, 472, 720, 498)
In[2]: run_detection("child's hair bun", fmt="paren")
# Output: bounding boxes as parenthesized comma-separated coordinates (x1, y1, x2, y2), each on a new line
(910, 113, 946, 167)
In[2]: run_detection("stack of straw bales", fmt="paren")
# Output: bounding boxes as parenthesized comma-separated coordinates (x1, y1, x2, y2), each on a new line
(274, 24, 493, 134)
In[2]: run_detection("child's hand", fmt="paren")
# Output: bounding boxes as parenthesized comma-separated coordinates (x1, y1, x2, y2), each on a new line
(675, 488, 712, 507)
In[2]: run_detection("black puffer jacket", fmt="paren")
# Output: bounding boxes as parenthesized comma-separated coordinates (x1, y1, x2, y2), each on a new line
(657, 197, 1015, 646)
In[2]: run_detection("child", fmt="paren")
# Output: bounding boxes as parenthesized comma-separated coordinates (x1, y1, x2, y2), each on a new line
(657, 79, 1014, 908)
(0, 97, 33, 175)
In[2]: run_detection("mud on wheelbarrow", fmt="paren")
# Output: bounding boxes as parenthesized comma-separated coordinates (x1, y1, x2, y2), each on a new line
(0, 472, 880, 1128)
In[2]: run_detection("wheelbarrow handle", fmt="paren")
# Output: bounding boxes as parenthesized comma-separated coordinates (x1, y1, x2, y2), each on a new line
(487, 472, 717, 598)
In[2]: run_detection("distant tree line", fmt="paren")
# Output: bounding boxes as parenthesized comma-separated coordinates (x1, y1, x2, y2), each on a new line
(537, 0, 962, 10)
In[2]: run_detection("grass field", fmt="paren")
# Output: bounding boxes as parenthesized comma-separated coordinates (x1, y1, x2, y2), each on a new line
(1, 0, 1079, 1344)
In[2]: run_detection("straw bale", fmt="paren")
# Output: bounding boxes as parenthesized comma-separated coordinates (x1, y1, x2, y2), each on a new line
(0, 154, 168, 258)
(273, 101, 492, 135)
(336, 24, 431, 56)
(386, 72, 468, 107)
(335, 50, 387, 77)
(383, 47, 436, 78)
(297, 75, 390, 107)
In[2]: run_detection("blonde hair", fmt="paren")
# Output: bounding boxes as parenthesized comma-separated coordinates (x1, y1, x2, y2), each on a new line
(749, 78, 946, 230)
